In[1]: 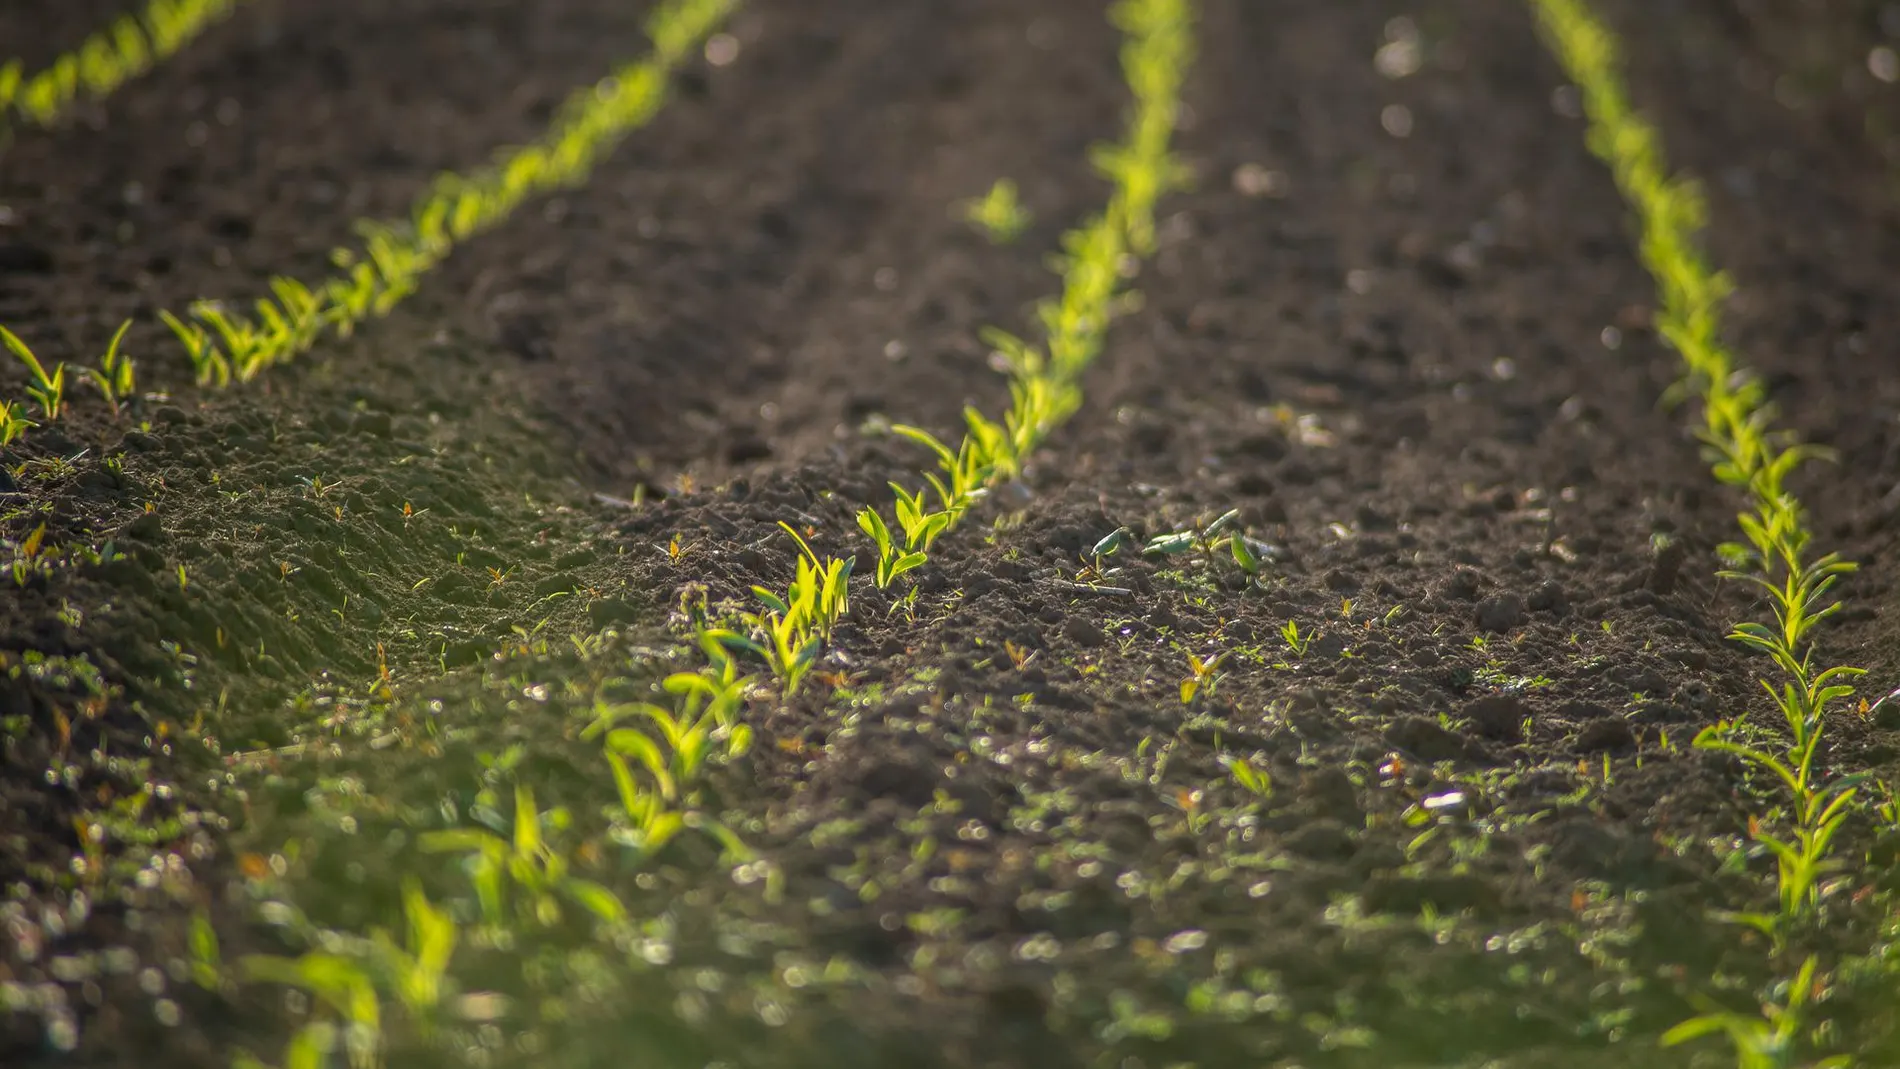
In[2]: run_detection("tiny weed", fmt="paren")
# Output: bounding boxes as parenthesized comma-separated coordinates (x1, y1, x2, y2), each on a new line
(962, 178, 1032, 243)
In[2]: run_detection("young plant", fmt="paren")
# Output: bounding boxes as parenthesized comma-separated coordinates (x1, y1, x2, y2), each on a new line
(1280, 619, 1313, 659)
(1139, 508, 1275, 579)
(239, 879, 461, 1069)
(0, 326, 66, 420)
(239, 947, 384, 1069)
(157, 308, 228, 386)
(857, 502, 929, 589)
(81, 320, 136, 416)
(1661, 956, 1849, 1069)
(418, 783, 623, 930)
(582, 642, 751, 805)
(0, 400, 34, 448)
(1220, 754, 1273, 799)
(1179, 649, 1229, 704)
(962, 178, 1032, 244)
(710, 523, 852, 695)
(602, 749, 685, 856)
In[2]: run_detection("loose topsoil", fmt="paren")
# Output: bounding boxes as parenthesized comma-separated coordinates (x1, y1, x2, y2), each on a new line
(2, 0, 1898, 1067)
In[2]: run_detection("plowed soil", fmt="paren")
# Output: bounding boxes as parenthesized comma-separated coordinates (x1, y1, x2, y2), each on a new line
(2, 0, 1897, 1067)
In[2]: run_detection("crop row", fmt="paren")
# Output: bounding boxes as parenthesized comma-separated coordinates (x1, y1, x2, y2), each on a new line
(0, 0, 733, 448)
(1533, 0, 1872, 1064)
(0, 0, 246, 130)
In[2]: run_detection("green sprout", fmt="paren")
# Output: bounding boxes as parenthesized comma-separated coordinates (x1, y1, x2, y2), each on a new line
(962, 178, 1032, 243)
(157, 307, 227, 386)
(1136, 508, 1274, 580)
(81, 320, 136, 416)
(1221, 754, 1273, 799)
(240, 948, 383, 1069)
(1662, 956, 1849, 1069)
(857, 504, 929, 588)
(418, 783, 624, 930)
(239, 878, 461, 1069)
(709, 522, 852, 694)
(1280, 619, 1312, 659)
(1178, 648, 1228, 704)
(0, 399, 35, 448)
(1, 325, 66, 420)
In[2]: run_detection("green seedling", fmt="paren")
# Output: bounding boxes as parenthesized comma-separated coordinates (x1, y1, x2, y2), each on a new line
(668, 633, 753, 751)
(582, 641, 750, 803)
(712, 522, 852, 694)
(1694, 665, 1866, 941)
(368, 881, 459, 1035)
(1, 326, 66, 420)
(1092, 526, 1135, 559)
(418, 783, 623, 930)
(1661, 956, 1849, 1069)
(81, 320, 136, 416)
(1143, 530, 1197, 556)
(1230, 530, 1265, 575)
(1141, 508, 1275, 579)
(1179, 649, 1228, 704)
(0, 400, 34, 448)
(1221, 754, 1273, 799)
(157, 307, 228, 385)
(1280, 619, 1313, 658)
(240, 949, 383, 1069)
(1076, 525, 1136, 583)
(240, 879, 460, 1069)
(963, 178, 1032, 243)
(603, 749, 685, 855)
(857, 502, 929, 588)
(187, 911, 221, 991)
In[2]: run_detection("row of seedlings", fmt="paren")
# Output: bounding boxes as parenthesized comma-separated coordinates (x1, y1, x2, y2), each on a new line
(701, 0, 1195, 708)
(1, 0, 247, 129)
(220, 634, 759, 1068)
(1531, 0, 1869, 1064)
(0, 0, 735, 445)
